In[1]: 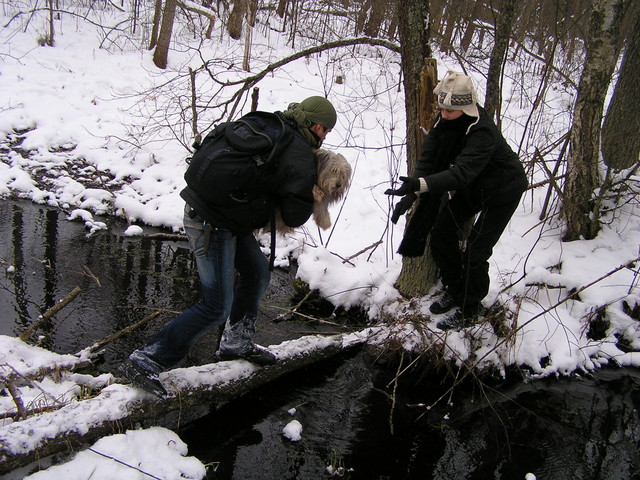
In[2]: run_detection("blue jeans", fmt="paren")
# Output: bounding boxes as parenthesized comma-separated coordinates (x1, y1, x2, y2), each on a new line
(131, 205, 271, 372)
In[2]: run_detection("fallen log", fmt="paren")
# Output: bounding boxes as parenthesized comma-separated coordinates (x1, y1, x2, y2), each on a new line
(0, 329, 378, 475)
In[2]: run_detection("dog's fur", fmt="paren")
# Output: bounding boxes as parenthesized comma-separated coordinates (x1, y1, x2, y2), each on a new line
(270, 149, 351, 234)
(311, 149, 352, 230)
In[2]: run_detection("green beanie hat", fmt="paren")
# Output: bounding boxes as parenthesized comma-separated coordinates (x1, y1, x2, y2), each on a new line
(283, 96, 337, 129)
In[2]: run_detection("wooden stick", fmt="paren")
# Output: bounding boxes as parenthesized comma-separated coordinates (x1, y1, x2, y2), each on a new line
(20, 286, 82, 341)
(81, 310, 163, 356)
(2, 376, 27, 421)
(143, 233, 187, 241)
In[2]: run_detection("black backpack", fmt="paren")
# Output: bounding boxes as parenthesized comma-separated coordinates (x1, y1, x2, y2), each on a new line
(185, 111, 293, 207)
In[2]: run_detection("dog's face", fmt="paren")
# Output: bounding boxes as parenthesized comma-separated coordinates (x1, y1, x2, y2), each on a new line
(316, 150, 352, 199)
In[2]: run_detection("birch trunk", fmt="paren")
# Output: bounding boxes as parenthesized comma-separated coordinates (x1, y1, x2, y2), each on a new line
(561, 0, 629, 241)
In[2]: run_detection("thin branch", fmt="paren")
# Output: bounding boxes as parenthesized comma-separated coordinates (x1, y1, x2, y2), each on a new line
(2, 376, 27, 420)
(343, 240, 383, 264)
(20, 286, 82, 341)
(88, 448, 164, 480)
(201, 37, 400, 119)
(81, 310, 164, 356)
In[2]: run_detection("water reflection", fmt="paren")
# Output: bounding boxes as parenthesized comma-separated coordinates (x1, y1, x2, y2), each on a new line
(0, 200, 198, 365)
(180, 357, 640, 480)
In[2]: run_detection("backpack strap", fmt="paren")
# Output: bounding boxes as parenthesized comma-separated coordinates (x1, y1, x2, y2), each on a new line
(269, 207, 276, 271)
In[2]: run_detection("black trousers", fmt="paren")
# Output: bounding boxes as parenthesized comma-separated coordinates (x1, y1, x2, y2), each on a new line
(430, 189, 523, 313)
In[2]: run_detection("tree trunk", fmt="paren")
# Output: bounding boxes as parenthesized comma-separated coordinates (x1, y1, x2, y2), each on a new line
(485, 0, 516, 124)
(131, 0, 139, 35)
(46, 0, 55, 46)
(228, 0, 248, 40)
(397, 0, 430, 168)
(242, 0, 256, 71)
(395, 62, 440, 298)
(0, 332, 368, 474)
(561, 0, 629, 241)
(601, 6, 640, 170)
(394, 0, 439, 298)
(153, 0, 178, 69)
(149, 0, 163, 50)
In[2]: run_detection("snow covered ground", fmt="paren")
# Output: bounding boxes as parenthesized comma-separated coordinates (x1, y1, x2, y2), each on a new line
(1, 5, 639, 479)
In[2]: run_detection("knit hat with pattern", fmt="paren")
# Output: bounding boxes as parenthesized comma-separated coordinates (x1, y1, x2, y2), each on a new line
(434, 70, 479, 118)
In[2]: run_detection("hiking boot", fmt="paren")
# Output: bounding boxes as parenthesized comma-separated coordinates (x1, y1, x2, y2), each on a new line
(430, 290, 457, 314)
(218, 344, 277, 366)
(219, 315, 255, 353)
(118, 359, 168, 398)
(436, 309, 474, 331)
(218, 315, 277, 365)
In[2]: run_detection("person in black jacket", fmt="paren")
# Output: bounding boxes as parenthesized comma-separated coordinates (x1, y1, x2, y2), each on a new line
(386, 71, 527, 331)
(120, 96, 337, 396)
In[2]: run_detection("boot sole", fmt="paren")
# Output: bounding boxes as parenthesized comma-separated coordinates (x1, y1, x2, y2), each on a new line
(118, 361, 168, 398)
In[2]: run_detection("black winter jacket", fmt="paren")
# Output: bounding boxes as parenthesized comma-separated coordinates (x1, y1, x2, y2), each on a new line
(415, 107, 528, 203)
(397, 107, 527, 257)
(180, 114, 316, 234)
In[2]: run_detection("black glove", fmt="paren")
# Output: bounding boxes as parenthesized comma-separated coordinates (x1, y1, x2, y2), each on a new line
(390, 192, 417, 224)
(384, 176, 421, 196)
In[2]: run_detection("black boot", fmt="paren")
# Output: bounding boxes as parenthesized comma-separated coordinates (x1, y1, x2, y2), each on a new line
(436, 309, 465, 330)
(218, 316, 277, 366)
(436, 308, 479, 331)
(430, 290, 458, 314)
(118, 359, 168, 398)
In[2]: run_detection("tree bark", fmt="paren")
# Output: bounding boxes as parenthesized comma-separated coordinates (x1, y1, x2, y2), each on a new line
(397, 0, 431, 169)
(484, 0, 516, 124)
(148, 0, 163, 50)
(228, 0, 248, 40)
(46, 0, 55, 46)
(0, 332, 369, 474)
(394, 0, 439, 298)
(561, 0, 629, 241)
(395, 61, 440, 298)
(153, 0, 178, 69)
(601, 6, 640, 170)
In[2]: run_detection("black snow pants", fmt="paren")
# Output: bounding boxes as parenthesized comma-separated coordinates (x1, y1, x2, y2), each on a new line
(430, 188, 523, 313)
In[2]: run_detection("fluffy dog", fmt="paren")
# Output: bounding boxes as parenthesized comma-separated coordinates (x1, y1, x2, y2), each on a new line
(271, 149, 351, 234)
(311, 149, 352, 230)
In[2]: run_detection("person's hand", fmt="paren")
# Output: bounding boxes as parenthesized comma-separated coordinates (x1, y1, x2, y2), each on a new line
(384, 176, 420, 196)
(390, 192, 417, 224)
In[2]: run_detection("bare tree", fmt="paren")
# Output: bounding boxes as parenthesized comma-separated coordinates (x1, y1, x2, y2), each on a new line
(561, 0, 630, 241)
(484, 0, 516, 123)
(153, 0, 178, 69)
(149, 0, 163, 50)
(46, 0, 55, 46)
(227, 0, 248, 40)
(392, 0, 441, 298)
(601, 4, 640, 170)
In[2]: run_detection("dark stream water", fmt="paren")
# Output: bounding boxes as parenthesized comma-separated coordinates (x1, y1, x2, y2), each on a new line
(2, 199, 640, 480)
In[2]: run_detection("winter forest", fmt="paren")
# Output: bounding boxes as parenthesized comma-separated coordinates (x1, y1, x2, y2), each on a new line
(1, 0, 640, 478)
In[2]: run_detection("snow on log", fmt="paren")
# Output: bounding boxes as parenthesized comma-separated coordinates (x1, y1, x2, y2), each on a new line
(0, 329, 377, 474)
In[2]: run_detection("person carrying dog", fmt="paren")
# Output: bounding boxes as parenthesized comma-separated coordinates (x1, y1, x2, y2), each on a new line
(385, 71, 528, 331)
(120, 96, 337, 397)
